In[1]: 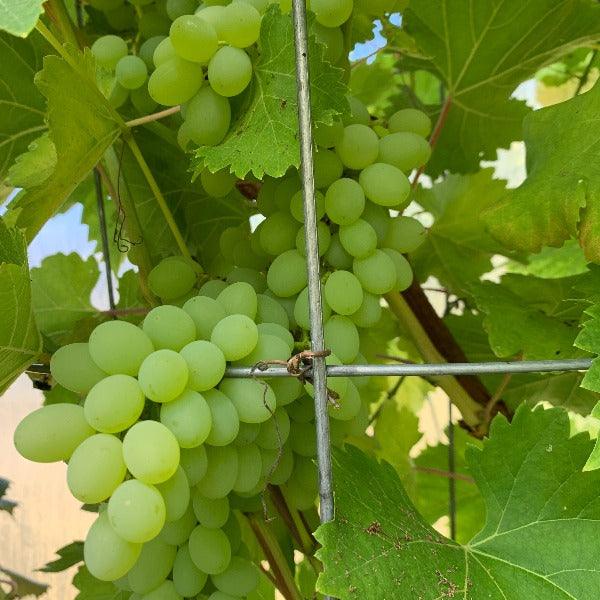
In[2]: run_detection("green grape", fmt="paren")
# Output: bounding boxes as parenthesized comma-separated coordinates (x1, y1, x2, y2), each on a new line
(91, 35, 128, 70)
(170, 14, 218, 63)
(128, 537, 177, 594)
(287, 394, 314, 423)
(259, 211, 300, 255)
(267, 250, 307, 297)
(184, 85, 231, 145)
(222, 512, 242, 553)
(123, 420, 180, 484)
(383, 215, 426, 253)
(238, 0, 270, 11)
(234, 422, 260, 446)
(217, 282, 258, 319)
(212, 556, 259, 596)
(311, 0, 352, 27)
(324, 270, 363, 315)
(305, 353, 348, 399)
(261, 443, 294, 484)
(255, 407, 290, 449)
(196, 5, 227, 40)
(328, 380, 361, 420)
(378, 131, 431, 172)
(313, 22, 344, 63)
(160, 389, 212, 447)
(289, 421, 316, 457)
(203, 389, 240, 446)
(362, 200, 390, 243)
(350, 291, 382, 327)
(139, 8, 171, 38)
(324, 315, 359, 364)
(50, 342, 106, 394)
(67, 434, 126, 503)
(359, 163, 411, 207)
(313, 118, 344, 148)
(296, 221, 331, 257)
(199, 279, 229, 298)
(232, 240, 269, 271)
(179, 445, 208, 486)
(173, 544, 208, 597)
(208, 46, 253, 97)
(270, 378, 303, 406)
(325, 233, 353, 269)
(148, 256, 198, 300)
(189, 525, 231, 574)
(255, 294, 289, 329)
(353, 249, 397, 294)
(220, 379, 276, 423)
(256, 177, 278, 215)
(142, 305, 197, 351)
(139, 35, 165, 68)
(388, 108, 432, 138)
(115, 55, 148, 89)
(257, 323, 294, 352)
(343, 96, 370, 126)
(138, 349, 189, 403)
(285, 474, 317, 511)
(183, 296, 227, 339)
(167, 0, 197, 18)
(156, 466, 190, 522)
(221, 1, 261, 48)
(264, 292, 297, 329)
(153, 37, 177, 67)
(108, 479, 166, 543)
(201, 168, 236, 197)
(339, 218, 378, 258)
(235, 333, 290, 366)
(108, 81, 129, 107)
(227, 268, 267, 293)
(89, 320, 154, 376)
(197, 445, 239, 498)
(131, 85, 158, 113)
(160, 503, 197, 545)
(142, 580, 182, 599)
(381, 248, 414, 291)
(233, 443, 262, 492)
(148, 57, 204, 106)
(85, 512, 141, 582)
(274, 173, 302, 210)
(293, 286, 331, 330)
(105, 4, 136, 31)
(14, 404, 94, 463)
(193, 490, 230, 528)
(335, 124, 379, 170)
(211, 314, 258, 361)
(179, 341, 226, 393)
(325, 177, 365, 225)
(178, 121, 192, 150)
(290, 189, 326, 223)
(313, 148, 343, 189)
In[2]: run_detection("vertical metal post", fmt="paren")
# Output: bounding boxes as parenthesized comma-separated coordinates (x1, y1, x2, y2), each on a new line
(94, 169, 117, 312)
(290, 0, 335, 527)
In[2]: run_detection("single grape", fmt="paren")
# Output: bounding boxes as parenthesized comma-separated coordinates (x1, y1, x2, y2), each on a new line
(350, 291, 382, 327)
(91, 35, 128, 70)
(313, 118, 344, 148)
(313, 148, 343, 189)
(199, 279, 229, 298)
(222, 512, 242, 553)
(212, 556, 260, 597)
(383, 215, 427, 253)
(353, 249, 397, 294)
(208, 46, 253, 97)
(160, 504, 197, 545)
(285, 474, 318, 511)
(362, 200, 390, 243)
(88, 320, 154, 376)
(287, 394, 314, 423)
(50, 342, 106, 394)
(184, 85, 231, 145)
(217, 281, 258, 319)
(290, 189, 326, 223)
(257, 322, 295, 352)
(359, 162, 411, 208)
(234, 421, 260, 447)
(156, 466, 190, 522)
(324, 270, 364, 315)
(84, 374, 144, 434)
(67, 434, 126, 503)
(180, 340, 227, 393)
(141, 580, 182, 600)
(378, 131, 431, 172)
(325, 177, 365, 225)
(255, 294, 289, 329)
(339, 218, 378, 258)
(335, 124, 379, 170)
(221, 1, 261, 48)
(343, 96, 370, 126)
(203, 388, 240, 446)
(255, 407, 290, 449)
(266, 249, 308, 297)
(148, 256, 198, 301)
(329, 380, 361, 420)
(381, 248, 414, 291)
(263, 443, 294, 485)
(324, 315, 360, 363)
(142, 305, 197, 351)
(179, 444, 208, 486)
(325, 233, 353, 269)
(388, 108, 432, 137)
(14, 404, 94, 463)
(196, 445, 239, 498)
(138, 349, 188, 403)
(293, 286, 331, 330)
(115, 55, 148, 89)
(233, 443, 262, 492)
(189, 525, 231, 574)
(183, 295, 226, 339)
(196, 5, 227, 38)
(127, 537, 176, 594)
(313, 22, 344, 63)
(193, 490, 230, 528)
(259, 211, 299, 256)
(152, 37, 177, 67)
(201, 168, 237, 197)
(160, 389, 213, 448)
(311, 0, 353, 27)
(108, 81, 129, 107)
(166, 0, 197, 19)
(235, 333, 290, 366)
(170, 14, 218, 63)
(211, 314, 258, 361)
(84, 512, 141, 582)
(227, 268, 267, 293)
(288, 420, 317, 457)
(139, 35, 165, 68)
(296, 221, 331, 257)
(268, 377, 303, 406)
(122, 420, 180, 484)
(219, 379, 276, 423)
(173, 544, 208, 597)
(148, 57, 204, 106)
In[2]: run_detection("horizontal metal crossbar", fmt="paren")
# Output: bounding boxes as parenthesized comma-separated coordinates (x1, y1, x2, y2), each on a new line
(225, 358, 593, 378)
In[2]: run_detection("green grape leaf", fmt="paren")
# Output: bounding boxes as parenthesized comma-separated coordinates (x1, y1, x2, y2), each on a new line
(39, 542, 84, 573)
(73, 566, 129, 600)
(7, 132, 56, 189)
(0, 0, 44, 37)
(484, 81, 600, 262)
(575, 303, 600, 393)
(193, 5, 348, 178)
(411, 170, 512, 296)
(316, 405, 600, 599)
(8, 49, 121, 241)
(30, 253, 100, 350)
(0, 219, 41, 394)
(404, 0, 600, 175)
(0, 31, 47, 181)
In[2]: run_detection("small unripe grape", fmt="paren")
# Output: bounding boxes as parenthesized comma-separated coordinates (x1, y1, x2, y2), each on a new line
(139, 35, 166, 68)
(115, 55, 148, 89)
(388, 108, 432, 138)
(221, 1, 262, 48)
(313, 148, 343, 189)
(324, 270, 363, 315)
(312, 0, 353, 27)
(148, 57, 204, 106)
(378, 131, 431, 172)
(153, 37, 177, 67)
(325, 177, 365, 225)
(184, 86, 232, 145)
(211, 314, 259, 361)
(353, 249, 397, 295)
(335, 124, 379, 170)
(170, 14, 218, 63)
(208, 46, 253, 97)
(91, 35, 128, 70)
(359, 162, 411, 207)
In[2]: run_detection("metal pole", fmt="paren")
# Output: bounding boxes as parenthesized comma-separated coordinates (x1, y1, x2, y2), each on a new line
(290, 0, 335, 529)
(94, 169, 116, 311)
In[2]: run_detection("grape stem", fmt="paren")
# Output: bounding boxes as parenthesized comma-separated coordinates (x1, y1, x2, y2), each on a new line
(125, 106, 181, 128)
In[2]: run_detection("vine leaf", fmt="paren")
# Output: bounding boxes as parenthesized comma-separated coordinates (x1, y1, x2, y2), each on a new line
(0, 218, 41, 394)
(7, 132, 56, 188)
(193, 5, 348, 178)
(73, 566, 129, 600)
(7, 49, 121, 241)
(484, 80, 600, 262)
(575, 303, 600, 392)
(0, 0, 44, 38)
(0, 31, 47, 181)
(316, 405, 600, 599)
(404, 0, 600, 175)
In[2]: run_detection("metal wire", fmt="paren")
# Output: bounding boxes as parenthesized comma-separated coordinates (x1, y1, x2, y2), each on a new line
(291, 0, 335, 532)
